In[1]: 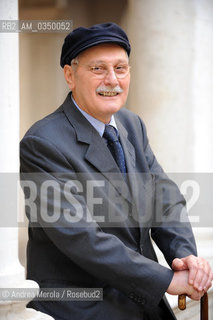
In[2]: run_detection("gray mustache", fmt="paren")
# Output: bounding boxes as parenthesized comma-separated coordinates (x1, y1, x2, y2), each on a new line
(96, 86, 123, 94)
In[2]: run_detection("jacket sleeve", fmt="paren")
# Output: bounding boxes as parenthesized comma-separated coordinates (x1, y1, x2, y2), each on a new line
(138, 116, 197, 266)
(20, 134, 174, 309)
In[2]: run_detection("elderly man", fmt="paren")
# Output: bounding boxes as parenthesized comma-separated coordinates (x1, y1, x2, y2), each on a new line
(20, 23, 212, 320)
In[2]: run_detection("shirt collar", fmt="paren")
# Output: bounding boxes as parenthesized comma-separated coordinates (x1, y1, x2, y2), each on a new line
(71, 94, 118, 137)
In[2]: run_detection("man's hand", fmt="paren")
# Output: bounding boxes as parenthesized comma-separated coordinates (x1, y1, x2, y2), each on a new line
(166, 270, 204, 300)
(172, 255, 213, 293)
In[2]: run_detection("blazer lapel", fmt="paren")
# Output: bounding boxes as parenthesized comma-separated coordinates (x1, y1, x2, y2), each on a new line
(116, 117, 154, 229)
(62, 93, 132, 204)
(115, 118, 136, 195)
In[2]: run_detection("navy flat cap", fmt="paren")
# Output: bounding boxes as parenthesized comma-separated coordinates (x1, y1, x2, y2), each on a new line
(60, 22, 131, 68)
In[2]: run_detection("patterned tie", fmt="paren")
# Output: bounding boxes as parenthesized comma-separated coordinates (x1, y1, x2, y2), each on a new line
(103, 125, 126, 174)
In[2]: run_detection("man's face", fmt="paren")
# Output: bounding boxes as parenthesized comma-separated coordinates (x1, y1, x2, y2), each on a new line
(66, 43, 130, 123)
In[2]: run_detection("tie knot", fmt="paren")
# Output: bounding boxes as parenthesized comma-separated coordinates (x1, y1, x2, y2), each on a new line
(103, 125, 118, 142)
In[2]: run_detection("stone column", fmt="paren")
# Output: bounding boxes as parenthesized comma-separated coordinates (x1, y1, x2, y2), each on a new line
(0, 0, 53, 319)
(122, 0, 196, 172)
(187, 1, 213, 318)
(122, 0, 213, 318)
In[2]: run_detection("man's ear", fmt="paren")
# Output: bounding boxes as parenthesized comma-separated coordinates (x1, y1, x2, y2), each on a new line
(64, 65, 75, 90)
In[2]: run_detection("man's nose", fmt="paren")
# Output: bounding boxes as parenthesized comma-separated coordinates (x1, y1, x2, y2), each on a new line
(104, 68, 119, 87)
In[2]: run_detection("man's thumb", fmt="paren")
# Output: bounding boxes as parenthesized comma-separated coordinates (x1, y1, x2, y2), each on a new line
(172, 258, 185, 270)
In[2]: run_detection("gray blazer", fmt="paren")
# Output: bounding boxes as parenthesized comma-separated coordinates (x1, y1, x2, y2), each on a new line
(20, 92, 196, 320)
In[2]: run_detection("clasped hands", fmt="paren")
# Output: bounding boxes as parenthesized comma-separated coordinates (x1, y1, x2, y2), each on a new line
(167, 255, 213, 300)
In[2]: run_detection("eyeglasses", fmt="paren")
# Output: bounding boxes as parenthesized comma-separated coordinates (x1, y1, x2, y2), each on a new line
(72, 61, 130, 79)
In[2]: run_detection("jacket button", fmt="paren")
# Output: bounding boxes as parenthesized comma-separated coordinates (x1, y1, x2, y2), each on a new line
(129, 292, 134, 299)
(137, 297, 142, 303)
